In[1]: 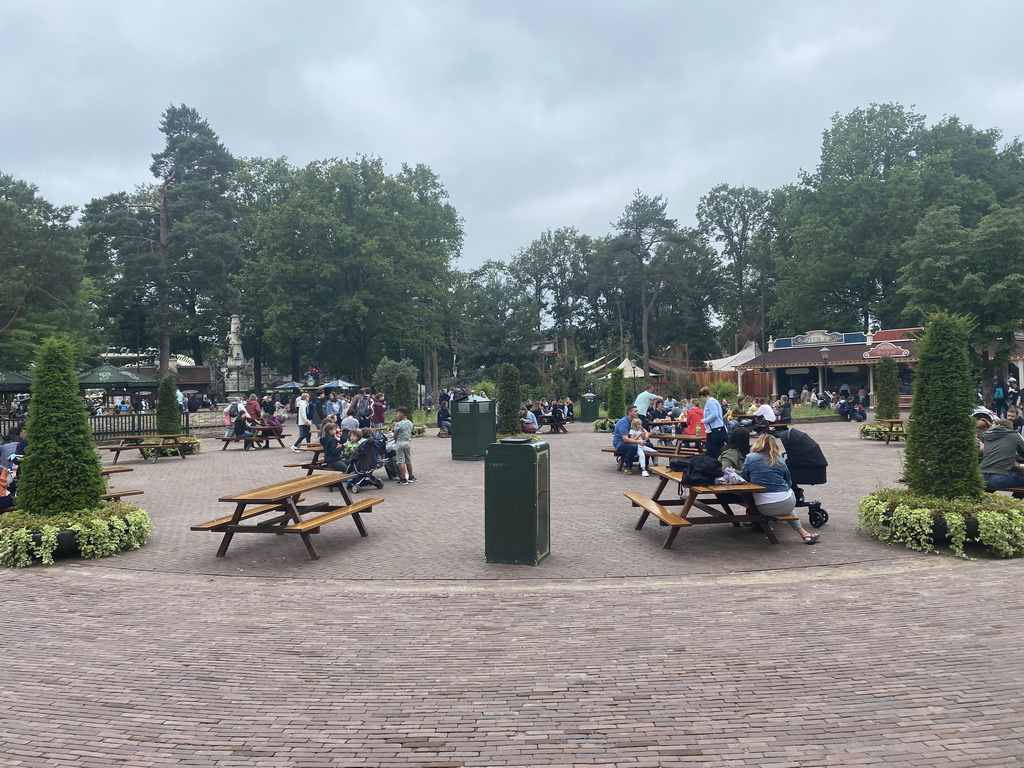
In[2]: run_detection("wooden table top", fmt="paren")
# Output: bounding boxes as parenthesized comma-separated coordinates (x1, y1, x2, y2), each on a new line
(218, 473, 353, 504)
(100, 466, 134, 475)
(108, 434, 187, 441)
(649, 466, 764, 494)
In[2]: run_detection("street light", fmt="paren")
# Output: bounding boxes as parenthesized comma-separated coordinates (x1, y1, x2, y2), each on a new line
(819, 346, 830, 393)
(630, 361, 638, 401)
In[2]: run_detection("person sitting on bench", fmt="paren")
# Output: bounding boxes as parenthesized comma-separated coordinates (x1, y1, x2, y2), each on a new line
(612, 405, 642, 475)
(740, 434, 820, 544)
(979, 418, 1024, 497)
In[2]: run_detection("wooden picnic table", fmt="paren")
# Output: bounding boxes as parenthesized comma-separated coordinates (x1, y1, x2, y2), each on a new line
(193, 473, 383, 560)
(537, 414, 568, 433)
(99, 464, 142, 501)
(875, 418, 910, 444)
(623, 466, 791, 548)
(648, 432, 707, 455)
(104, 434, 189, 464)
(100, 466, 134, 476)
(219, 423, 291, 450)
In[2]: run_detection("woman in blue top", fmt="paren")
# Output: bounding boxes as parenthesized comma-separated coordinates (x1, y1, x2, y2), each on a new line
(740, 434, 820, 544)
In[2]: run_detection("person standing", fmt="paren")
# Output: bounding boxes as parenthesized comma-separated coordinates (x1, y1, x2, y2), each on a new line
(325, 391, 342, 419)
(699, 387, 727, 459)
(291, 393, 313, 451)
(371, 393, 387, 429)
(633, 384, 658, 422)
(392, 407, 416, 485)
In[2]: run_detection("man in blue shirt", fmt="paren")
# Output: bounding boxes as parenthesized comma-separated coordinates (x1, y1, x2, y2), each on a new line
(613, 405, 641, 474)
(699, 387, 727, 459)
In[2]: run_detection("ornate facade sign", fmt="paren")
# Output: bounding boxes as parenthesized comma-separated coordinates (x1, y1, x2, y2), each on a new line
(863, 342, 910, 359)
(793, 330, 843, 346)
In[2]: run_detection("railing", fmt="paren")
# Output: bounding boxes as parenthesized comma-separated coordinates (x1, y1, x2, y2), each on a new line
(0, 412, 191, 441)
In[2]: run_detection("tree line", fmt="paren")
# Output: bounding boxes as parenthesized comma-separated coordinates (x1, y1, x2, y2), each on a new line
(4, 101, 1024, 390)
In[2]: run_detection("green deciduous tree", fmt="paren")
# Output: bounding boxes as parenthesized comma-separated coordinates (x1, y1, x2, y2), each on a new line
(18, 338, 105, 516)
(0, 175, 95, 369)
(903, 313, 983, 500)
(874, 355, 901, 421)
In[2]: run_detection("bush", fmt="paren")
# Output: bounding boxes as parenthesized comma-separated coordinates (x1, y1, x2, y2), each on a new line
(373, 356, 419, 404)
(0, 502, 153, 567)
(874, 355, 900, 420)
(156, 376, 182, 435)
(475, 380, 497, 399)
(497, 363, 521, 436)
(606, 368, 626, 420)
(392, 372, 415, 411)
(708, 379, 738, 403)
(18, 338, 106, 518)
(858, 488, 1024, 559)
(902, 313, 983, 500)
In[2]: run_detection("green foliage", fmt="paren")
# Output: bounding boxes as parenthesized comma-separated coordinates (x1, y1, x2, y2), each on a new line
(606, 368, 626, 420)
(664, 369, 699, 400)
(903, 313, 984, 500)
(858, 488, 1024, 559)
(139, 435, 201, 459)
(708, 379, 738, 403)
(496, 363, 522, 436)
(474, 380, 496, 399)
(0, 175, 96, 369)
(858, 423, 907, 441)
(17, 338, 105, 517)
(0, 502, 153, 568)
(156, 376, 182, 435)
(391, 371, 415, 411)
(372, 357, 419, 404)
(874, 355, 901, 420)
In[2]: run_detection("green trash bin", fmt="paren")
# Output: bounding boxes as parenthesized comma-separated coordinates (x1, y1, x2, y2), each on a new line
(580, 392, 599, 422)
(450, 395, 496, 461)
(484, 438, 550, 565)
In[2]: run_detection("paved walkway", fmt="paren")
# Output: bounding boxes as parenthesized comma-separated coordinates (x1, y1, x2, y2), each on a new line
(3, 421, 1023, 767)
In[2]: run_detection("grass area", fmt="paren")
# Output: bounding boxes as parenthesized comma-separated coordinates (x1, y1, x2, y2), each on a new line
(791, 404, 838, 419)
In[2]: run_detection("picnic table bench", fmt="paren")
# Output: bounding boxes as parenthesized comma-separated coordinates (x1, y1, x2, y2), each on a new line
(102, 434, 190, 464)
(218, 425, 292, 450)
(191, 473, 383, 560)
(537, 414, 568, 433)
(875, 418, 910, 444)
(624, 466, 797, 548)
(100, 465, 143, 501)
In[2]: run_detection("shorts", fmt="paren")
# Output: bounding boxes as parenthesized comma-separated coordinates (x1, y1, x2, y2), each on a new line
(394, 441, 412, 464)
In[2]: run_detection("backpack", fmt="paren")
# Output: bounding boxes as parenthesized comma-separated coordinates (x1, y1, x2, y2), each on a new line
(228, 402, 240, 418)
(995, 387, 1005, 400)
(356, 397, 372, 420)
(677, 455, 723, 489)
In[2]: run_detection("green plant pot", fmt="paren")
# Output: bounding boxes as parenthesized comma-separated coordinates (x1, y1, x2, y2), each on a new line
(30, 529, 80, 559)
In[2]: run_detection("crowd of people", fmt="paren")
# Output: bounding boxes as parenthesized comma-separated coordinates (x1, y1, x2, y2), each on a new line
(612, 384, 821, 545)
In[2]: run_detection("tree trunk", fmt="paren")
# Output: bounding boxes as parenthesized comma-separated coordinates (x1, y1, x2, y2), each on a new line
(157, 183, 172, 378)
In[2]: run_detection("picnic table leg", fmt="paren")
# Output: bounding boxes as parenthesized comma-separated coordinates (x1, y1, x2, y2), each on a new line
(746, 496, 780, 544)
(284, 496, 320, 560)
(650, 474, 671, 503)
(351, 512, 367, 537)
(663, 524, 683, 549)
(215, 502, 246, 557)
(634, 508, 651, 530)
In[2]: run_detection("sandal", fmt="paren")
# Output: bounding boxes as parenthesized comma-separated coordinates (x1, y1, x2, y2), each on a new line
(803, 533, 820, 545)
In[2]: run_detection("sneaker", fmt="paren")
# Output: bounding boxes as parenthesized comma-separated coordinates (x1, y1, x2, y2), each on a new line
(291, 445, 300, 452)
(397, 479, 409, 486)
(622, 468, 633, 475)
(641, 470, 650, 477)
(407, 476, 417, 483)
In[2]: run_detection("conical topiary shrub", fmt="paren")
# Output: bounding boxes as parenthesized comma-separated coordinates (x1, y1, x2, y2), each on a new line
(156, 376, 182, 435)
(902, 312, 983, 501)
(606, 368, 626, 421)
(17, 338, 106, 517)
(497, 363, 521, 436)
(874, 355, 900, 421)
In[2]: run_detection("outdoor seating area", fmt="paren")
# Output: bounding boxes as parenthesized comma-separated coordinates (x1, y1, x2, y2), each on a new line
(102, 434, 190, 464)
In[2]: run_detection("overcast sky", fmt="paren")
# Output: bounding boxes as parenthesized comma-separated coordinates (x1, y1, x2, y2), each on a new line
(4, 1, 1024, 269)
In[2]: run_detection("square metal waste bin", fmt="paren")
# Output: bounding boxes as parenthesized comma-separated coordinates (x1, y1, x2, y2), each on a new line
(451, 395, 496, 461)
(484, 438, 550, 565)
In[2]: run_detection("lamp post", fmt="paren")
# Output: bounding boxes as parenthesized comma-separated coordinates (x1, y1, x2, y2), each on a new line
(630, 361, 638, 401)
(819, 346, 830, 394)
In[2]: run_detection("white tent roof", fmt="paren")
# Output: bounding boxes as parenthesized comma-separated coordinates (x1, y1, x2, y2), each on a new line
(707, 340, 761, 372)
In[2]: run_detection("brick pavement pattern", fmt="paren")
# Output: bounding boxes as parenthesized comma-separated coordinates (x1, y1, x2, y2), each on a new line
(2, 420, 1023, 767)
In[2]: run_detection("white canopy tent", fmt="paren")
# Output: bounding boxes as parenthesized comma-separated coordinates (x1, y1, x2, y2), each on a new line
(706, 341, 760, 372)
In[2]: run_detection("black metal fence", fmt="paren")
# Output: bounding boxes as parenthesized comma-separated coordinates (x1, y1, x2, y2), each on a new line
(1, 412, 191, 441)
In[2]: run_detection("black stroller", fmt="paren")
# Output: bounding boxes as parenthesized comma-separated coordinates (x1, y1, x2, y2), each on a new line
(344, 437, 385, 493)
(779, 428, 829, 527)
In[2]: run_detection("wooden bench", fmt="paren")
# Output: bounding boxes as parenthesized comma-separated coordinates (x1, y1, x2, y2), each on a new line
(218, 433, 292, 450)
(624, 491, 692, 548)
(190, 501, 307, 532)
(602, 447, 698, 470)
(282, 497, 383, 538)
(101, 489, 145, 502)
(985, 486, 1024, 497)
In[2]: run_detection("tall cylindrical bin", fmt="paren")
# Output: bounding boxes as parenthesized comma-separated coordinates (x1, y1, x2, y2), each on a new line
(484, 438, 550, 565)
(580, 392, 599, 422)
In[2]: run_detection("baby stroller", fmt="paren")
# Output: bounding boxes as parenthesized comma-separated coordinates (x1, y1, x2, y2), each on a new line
(344, 438, 384, 493)
(779, 428, 829, 527)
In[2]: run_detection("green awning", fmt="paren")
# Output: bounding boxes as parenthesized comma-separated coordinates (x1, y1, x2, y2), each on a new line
(0, 369, 32, 393)
(78, 365, 161, 388)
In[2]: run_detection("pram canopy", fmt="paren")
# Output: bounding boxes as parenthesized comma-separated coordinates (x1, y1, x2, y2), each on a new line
(779, 428, 828, 486)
